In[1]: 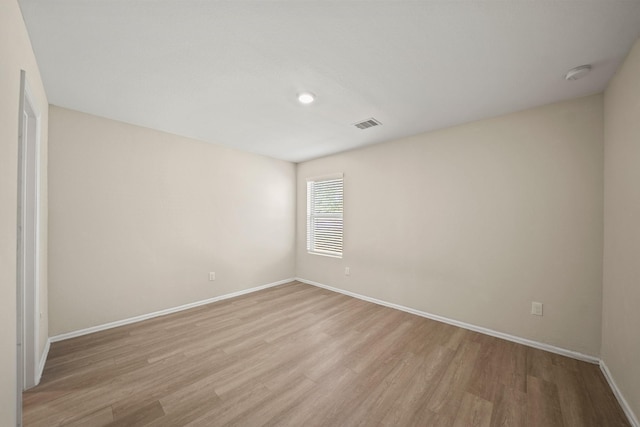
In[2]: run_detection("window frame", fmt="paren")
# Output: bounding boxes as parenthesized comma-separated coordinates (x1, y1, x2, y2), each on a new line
(306, 173, 344, 258)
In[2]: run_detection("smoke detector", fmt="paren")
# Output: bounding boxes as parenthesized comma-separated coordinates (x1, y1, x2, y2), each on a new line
(565, 65, 592, 81)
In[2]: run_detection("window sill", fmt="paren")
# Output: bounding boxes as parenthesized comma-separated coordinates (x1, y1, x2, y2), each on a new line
(308, 251, 342, 259)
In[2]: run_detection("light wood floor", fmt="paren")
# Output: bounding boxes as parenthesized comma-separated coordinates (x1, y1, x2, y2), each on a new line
(24, 281, 629, 426)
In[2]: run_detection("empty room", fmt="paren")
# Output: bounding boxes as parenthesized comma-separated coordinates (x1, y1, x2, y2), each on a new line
(2, 0, 640, 426)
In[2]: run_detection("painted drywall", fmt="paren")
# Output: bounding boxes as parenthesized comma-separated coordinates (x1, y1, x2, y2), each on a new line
(0, 0, 49, 422)
(297, 94, 604, 356)
(603, 37, 640, 421)
(48, 106, 295, 335)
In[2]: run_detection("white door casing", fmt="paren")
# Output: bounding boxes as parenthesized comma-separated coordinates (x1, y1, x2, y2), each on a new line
(16, 70, 41, 426)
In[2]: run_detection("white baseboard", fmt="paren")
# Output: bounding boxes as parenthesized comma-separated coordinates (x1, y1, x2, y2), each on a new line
(35, 338, 50, 385)
(295, 277, 599, 364)
(600, 360, 639, 427)
(49, 277, 295, 343)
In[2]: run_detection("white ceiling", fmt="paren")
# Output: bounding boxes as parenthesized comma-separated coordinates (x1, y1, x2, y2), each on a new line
(19, 1, 640, 162)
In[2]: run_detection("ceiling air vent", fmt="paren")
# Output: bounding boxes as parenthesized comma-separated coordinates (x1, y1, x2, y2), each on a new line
(353, 118, 382, 130)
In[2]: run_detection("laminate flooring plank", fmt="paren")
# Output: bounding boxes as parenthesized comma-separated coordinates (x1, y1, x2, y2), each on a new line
(146, 394, 219, 427)
(453, 392, 493, 427)
(379, 345, 454, 426)
(467, 334, 506, 402)
(526, 375, 565, 427)
(498, 340, 528, 394)
(63, 406, 114, 427)
(303, 311, 405, 382)
(33, 356, 116, 390)
(24, 387, 115, 427)
(268, 366, 357, 427)
(299, 328, 364, 382)
(46, 329, 130, 360)
(158, 372, 222, 417)
(340, 309, 410, 364)
(527, 347, 557, 383)
(308, 325, 420, 426)
(489, 384, 527, 427)
(309, 302, 372, 340)
(427, 340, 481, 414)
(309, 298, 376, 337)
(442, 326, 468, 352)
(396, 317, 440, 355)
(107, 401, 165, 427)
(182, 385, 273, 427)
(227, 376, 318, 427)
(343, 351, 425, 427)
(346, 320, 414, 374)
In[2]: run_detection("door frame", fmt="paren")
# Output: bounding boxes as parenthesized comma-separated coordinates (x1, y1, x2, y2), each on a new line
(16, 69, 42, 425)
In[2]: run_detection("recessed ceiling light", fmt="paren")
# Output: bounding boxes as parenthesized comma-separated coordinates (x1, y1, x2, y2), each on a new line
(298, 92, 315, 105)
(565, 65, 592, 81)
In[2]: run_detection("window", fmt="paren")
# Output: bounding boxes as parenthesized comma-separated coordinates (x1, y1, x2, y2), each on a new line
(307, 174, 343, 258)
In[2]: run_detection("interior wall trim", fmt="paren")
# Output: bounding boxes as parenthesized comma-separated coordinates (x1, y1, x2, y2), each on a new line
(49, 277, 295, 343)
(34, 338, 50, 387)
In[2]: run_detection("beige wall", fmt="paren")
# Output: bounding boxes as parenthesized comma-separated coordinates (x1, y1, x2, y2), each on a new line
(48, 106, 295, 336)
(603, 38, 640, 421)
(297, 95, 604, 356)
(0, 0, 49, 422)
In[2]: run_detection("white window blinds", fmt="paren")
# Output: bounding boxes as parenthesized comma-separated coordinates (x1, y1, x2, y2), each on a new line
(307, 174, 343, 258)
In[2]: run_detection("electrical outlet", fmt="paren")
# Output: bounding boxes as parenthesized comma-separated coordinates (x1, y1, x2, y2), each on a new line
(345, 267, 350, 276)
(209, 272, 216, 281)
(531, 301, 543, 316)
